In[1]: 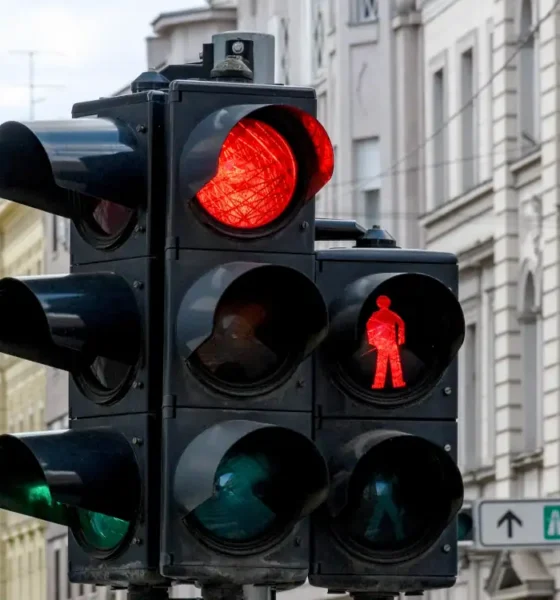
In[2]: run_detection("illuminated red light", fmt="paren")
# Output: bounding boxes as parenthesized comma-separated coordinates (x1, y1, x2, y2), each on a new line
(197, 118, 297, 229)
(297, 112, 335, 200)
(365, 295, 406, 390)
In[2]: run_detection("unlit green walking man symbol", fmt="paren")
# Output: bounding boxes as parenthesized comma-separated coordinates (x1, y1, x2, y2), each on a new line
(365, 475, 405, 541)
(544, 506, 560, 540)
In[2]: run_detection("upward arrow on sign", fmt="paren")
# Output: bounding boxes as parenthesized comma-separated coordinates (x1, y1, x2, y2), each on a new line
(497, 510, 523, 538)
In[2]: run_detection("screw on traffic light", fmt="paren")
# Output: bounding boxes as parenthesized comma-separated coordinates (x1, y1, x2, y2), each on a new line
(309, 221, 466, 596)
(0, 82, 167, 589)
(160, 68, 334, 590)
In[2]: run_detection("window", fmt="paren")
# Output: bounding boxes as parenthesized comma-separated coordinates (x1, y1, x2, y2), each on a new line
(463, 323, 478, 467)
(312, 0, 325, 76)
(52, 214, 58, 252)
(433, 68, 446, 205)
(488, 26, 494, 173)
(460, 48, 475, 191)
(519, 0, 538, 152)
(53, 215, 70, 253)
(353, 137, 381, 227)
(55, 549, 61, 600)
(352, 0, 379, 23)
(520, 272, 541, 451)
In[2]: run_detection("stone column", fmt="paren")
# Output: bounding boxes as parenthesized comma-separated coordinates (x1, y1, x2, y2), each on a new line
(492, 0, 521, 499)
(392, 0, 422, 248)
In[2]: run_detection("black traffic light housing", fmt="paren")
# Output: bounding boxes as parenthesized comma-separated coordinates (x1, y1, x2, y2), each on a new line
(310, 244, 465, 595)
(160, 79, 334, 587)
(0, 89, 167, 588)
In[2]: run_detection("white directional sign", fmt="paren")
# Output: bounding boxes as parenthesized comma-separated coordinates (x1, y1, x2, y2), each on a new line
(477, 499, 560, 548)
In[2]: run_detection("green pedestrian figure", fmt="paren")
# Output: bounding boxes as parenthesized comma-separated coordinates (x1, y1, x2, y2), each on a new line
(364, 474, 405, 541)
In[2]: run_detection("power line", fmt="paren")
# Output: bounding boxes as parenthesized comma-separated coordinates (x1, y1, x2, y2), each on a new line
(371, 0, 560, 186)
(8, 50, 65, 121)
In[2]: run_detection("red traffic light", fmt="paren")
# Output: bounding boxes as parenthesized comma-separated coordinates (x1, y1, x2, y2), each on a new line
(180, 104, 334, 236)
(326, 272, 465, 407)
(197, 118, 298, 229)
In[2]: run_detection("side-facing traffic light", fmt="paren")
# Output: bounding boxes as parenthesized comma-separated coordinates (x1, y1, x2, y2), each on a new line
(160, 80, 334, 588)
(310, 241, 466, 595)
(0, 86, 167, 588)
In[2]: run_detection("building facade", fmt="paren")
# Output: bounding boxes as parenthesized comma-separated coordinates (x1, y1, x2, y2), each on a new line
(0, 201, 47, 600)
(237, 0, 423, 248)
(418, 0, 560, 599)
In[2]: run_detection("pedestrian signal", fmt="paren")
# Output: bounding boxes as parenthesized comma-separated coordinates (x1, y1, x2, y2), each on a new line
(328, 271, 464, 408)
(311, 245, 465, 595)
(366, 295, 406, 390)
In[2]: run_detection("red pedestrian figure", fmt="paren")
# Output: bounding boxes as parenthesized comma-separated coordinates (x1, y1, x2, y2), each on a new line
(366, 295, 406, 390)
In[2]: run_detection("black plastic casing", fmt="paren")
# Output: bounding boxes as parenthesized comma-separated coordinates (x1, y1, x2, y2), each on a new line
(160, 81, 328, 587)
(67, 92, 167, 586)
(310, 248, 463, 595)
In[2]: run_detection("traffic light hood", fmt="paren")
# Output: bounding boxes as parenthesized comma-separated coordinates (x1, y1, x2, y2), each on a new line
(176, 261, 329, 363)
(0, 117, 146, 217)
(0, 429, 141, 523)
(173, 419, 330, 520)
(0, 273, 141, 372)
(178, 104, 334, 207)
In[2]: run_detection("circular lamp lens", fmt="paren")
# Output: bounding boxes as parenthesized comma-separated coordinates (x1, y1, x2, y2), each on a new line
(335, 275, 464, 407)
(76, 508, 130, 552)
(337, 436, 460, 560)
(196, 118, 297, 230)
(190, 450, 281, 542)
(189, 269, 301, 392)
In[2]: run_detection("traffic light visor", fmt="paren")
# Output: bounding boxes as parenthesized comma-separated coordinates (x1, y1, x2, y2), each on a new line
(327, 272, 465, 407)
(176, 262, 328, 395)
(0, 118, 145, 220)
(0, 430, 140, 553)
(174, 420, 329, 554)
(0, 274, 141, 402)
(179, 104, 334, 235)
(328, 431, 463, 563)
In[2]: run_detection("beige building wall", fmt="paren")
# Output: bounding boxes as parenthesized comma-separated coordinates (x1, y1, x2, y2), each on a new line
(0, 199, 46, 600)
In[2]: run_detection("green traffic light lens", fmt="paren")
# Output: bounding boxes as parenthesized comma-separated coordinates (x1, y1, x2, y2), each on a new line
(76, 508, 130, 551)
(339, 436, 461, 559)
(458, 511, 473, 541)
(191, 451, 279, 542)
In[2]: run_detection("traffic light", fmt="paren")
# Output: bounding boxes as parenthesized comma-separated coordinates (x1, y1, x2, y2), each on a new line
(0, 86, 167, 587)
(309, 238, 466, 595)
(458, 503, 474, 546)
(160, 79, 334, 588)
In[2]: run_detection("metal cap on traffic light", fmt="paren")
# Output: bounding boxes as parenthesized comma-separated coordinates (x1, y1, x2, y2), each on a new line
(178, 103, 333, 238)
(326, 272, 465, 408)
(175, 261, 328, 396)
(0, 429, 140, 557)
(173, 420, 328, 554)
(0, 117, 145, 251)
(326, 429, 463, 564)
(0, 273, 141, 404)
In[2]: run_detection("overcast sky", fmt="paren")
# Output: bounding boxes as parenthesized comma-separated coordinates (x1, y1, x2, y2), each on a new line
(0, 0, 205, 123)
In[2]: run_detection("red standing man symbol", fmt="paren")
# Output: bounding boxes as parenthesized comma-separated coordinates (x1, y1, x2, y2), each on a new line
(366, 295, 406, 390)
